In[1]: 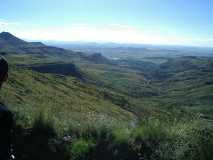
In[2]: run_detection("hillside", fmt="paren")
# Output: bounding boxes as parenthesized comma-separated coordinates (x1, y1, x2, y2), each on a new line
(117, 57, 213, 119)
(84, 53, 116, 65)
(0, 32, 75, 56)
(2, 33, 213, 119)
(0, 33, 213, 160)
(22, 62, 85, 80)
(0, 66, 137, 130)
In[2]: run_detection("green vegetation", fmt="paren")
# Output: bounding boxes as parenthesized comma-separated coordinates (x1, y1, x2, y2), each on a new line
(3, 54, 212, 160)
(1, 33, 213, 160)
(13, 115, 213, 160)
(0, 66, 136, 132)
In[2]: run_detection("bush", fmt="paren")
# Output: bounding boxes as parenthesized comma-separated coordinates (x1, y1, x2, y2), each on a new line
(69, 139, 95, 160)
(130, 120, 171, 160)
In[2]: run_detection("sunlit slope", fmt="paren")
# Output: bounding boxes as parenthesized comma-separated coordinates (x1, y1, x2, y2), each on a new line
(0, 66, 137, 130)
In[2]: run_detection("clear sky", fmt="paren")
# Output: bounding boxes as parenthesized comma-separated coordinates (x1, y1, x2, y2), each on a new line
(0, 0, 212, 46)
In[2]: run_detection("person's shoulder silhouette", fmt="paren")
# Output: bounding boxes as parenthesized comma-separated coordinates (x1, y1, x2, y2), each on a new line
(0, 57, 13, 160)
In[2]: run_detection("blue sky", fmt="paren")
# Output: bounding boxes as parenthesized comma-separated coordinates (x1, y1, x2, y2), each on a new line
(0, 0, 212, 46)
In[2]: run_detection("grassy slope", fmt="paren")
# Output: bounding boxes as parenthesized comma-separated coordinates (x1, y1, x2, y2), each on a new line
(3, 54, 213, 127)
(109, 57, 213, 119)
(155, 57, 213, 118)
(1, 54, 177, 132)
(2, 53, 213, 160)
(0, 65, 137, 133)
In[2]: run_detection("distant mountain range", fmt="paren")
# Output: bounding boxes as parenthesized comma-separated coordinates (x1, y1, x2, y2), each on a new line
(0, 32, 74, 56)
(46, 40, 213, 59)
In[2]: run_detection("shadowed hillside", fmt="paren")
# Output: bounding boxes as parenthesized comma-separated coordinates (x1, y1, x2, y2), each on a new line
(24, 63, 85, 80)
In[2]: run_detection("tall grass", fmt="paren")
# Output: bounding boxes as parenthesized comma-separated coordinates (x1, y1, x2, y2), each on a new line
(13, 114, 213, 160)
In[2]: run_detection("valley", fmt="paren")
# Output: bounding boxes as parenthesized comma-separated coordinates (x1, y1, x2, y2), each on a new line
(0, 32, 213, 160)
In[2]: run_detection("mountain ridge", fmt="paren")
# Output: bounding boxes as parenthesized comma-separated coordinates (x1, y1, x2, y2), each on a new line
(0, 32, 27, 46)
(0, 32, 75, 56)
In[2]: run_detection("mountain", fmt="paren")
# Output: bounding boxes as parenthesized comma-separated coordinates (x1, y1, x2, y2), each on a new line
(0, 32, 74, 56)
(0, 32, 27, 46)
(85, 53, 116, 64)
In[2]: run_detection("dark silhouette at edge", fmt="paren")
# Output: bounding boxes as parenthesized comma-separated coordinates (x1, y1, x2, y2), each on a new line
(0, 57, 14, 160)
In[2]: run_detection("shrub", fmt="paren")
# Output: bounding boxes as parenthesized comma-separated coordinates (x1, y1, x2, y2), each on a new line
(69, 139, 95, 160)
